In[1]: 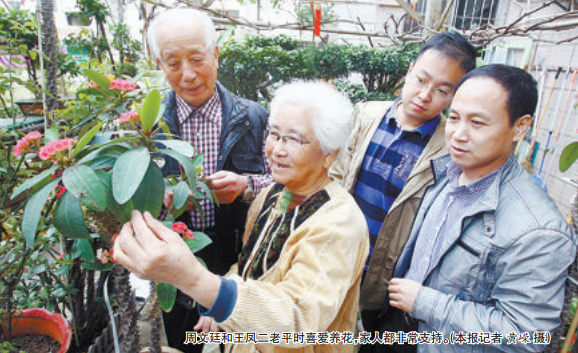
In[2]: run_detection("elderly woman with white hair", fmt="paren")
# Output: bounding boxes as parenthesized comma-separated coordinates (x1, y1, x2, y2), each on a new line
(113, 81, 369, 353)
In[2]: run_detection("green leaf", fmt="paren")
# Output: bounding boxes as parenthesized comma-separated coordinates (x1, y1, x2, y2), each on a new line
(189, 232, 212, 253)
(53, 191, 91, 240)
(76, 142, 131, 165)
(140, 89, 161, 133)
(96, 170, 133, 223)
(81, 261, 114, 271)
(11, 165, 58, 200)
(157, 139, 195, 158)
(157, 282, 178, 312)
(81, 68, 111, 90)
(77, 239, 96, 262)
(131, 162, 164, 218)
(197, 181, 215, 204)
(172, 181, 190, 210)
(71, 121, 104, 158)
(191, 153, 204, 168)
(44, 128, 59, 144)
(22, 179, 59, 248)
(157, 149, 197, 184)
(159, 120, 172, 136)
(153, 103, 166, 127)
(62, 165, 108, 211)
(112, 147, 150, 204)
(560, 142, 578, 172)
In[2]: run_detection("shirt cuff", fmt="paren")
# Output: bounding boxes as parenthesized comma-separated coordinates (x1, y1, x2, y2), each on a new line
(198, 276, 238, 322)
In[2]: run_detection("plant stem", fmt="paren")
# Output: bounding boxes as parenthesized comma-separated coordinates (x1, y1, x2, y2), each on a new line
(0, 154, 25, 209)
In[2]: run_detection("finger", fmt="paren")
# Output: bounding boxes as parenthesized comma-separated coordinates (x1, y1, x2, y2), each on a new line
(193, 318, 204, 331)
(143, 211, 177, 242)
(210, 319, 219, 332)
(113, 222, 137, 269)
(206, 171, 228, 180)
(131, 211, 164, 248)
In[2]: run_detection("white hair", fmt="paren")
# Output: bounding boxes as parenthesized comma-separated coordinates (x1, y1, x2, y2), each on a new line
(269, 81, 353, 154)
(146, 8, 217, 63)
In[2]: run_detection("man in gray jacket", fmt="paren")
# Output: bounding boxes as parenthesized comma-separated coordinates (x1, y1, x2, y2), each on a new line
(389, 64, 577, 352)
(330, 33, 476, 352)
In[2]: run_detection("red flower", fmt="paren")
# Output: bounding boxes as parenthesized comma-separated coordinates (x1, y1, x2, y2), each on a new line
(171, 222, 194, 239)
(101, 249, 114, 264)
(56, 186, 67, 198)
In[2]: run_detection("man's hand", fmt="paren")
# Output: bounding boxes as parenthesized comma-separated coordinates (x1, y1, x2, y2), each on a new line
(206, 171, 248, 204)
(195, 316, 220, 333)
(388, 278, 422, 314)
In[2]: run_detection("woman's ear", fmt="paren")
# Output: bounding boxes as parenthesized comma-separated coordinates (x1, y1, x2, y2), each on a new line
(324, 150, 340, 170)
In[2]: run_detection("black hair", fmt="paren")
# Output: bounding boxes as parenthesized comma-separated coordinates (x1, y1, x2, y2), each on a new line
(416, 32, 477, 73)
(455, 64, 538, 126)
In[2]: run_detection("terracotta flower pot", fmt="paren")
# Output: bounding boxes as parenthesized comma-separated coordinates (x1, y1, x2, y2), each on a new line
(2, 308, 71, 353)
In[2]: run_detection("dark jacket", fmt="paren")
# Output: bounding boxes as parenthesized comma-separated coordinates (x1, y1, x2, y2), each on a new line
(160, 82, 269, 275)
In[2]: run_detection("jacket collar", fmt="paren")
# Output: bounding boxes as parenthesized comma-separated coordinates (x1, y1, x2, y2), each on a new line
(431, 152, 521, 214)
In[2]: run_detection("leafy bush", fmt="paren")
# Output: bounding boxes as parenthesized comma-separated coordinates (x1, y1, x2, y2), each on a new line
(218, 34, 419, 104)
(219, 35, 314, 104)
(347, 44, 419, 95)
(306, 43, 350, 80)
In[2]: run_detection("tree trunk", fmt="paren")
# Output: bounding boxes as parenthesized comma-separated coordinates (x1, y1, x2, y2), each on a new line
(40, 0, 60, 113)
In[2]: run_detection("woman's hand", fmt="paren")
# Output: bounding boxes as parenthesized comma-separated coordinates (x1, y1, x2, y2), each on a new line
(113, 210, 199, 287)
(113, 210, 222, 309)
(194, 316, 220, 333)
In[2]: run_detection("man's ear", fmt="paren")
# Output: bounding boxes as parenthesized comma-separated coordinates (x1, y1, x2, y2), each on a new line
(513, 114, 532, 141)
(406, 62, 414, 76)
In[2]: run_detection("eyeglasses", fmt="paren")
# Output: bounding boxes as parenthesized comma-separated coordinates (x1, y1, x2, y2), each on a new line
(406, 72, 453, 99)
(266, 130, 319, 149)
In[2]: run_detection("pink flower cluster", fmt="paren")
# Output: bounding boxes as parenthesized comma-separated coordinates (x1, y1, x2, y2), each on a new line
(88, 81, 99, 89)
(13, 131, 43, 157)
(109, 78, 136, 91)
(119, 111, 140, 124)
(39, 138, 76, 164)
(171, 221, 194, 240)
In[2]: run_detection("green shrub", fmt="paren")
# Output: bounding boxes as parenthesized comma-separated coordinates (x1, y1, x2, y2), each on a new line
(218, 34, 419, 104)
(347, 44, 418, 95)
(219, 35, 314, 104)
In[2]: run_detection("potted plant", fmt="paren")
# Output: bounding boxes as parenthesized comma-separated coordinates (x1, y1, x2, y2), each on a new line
(8, 67, 213, 352)
(1, 308, 71, 353)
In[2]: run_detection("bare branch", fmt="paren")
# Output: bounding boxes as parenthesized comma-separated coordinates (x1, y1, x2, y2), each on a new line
(140, 0, 578, 47)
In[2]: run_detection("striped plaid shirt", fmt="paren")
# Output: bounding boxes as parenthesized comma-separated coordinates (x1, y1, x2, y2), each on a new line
(353, 99, 439, 268)
(176, 90, 272, 229)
